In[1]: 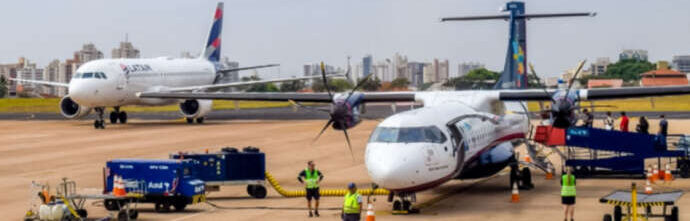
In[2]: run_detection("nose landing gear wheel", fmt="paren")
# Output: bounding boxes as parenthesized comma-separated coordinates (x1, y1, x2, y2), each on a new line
(94, 107, 106, 129)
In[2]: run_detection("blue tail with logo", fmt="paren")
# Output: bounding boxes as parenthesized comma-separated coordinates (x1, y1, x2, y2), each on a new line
(441, 1, 594, 90)
(201, 2, 223, 62)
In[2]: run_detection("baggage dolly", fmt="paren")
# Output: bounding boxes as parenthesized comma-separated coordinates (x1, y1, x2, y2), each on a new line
(599, 183, 682, 221)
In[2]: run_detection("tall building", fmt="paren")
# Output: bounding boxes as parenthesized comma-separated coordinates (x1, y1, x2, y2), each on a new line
(457, 62, 485, 78)
(56, 54, 81, 96)
(42, 60, 60, 96)
(362, 54, 373, 77)
(407, 62, 425, 87)
(0, 57, 27, 96)
(373, 61, 392, 82)
(672, 55, 690, 74)
(16, 64, 44, 95)
(393, 53, 409, 80)
(619, 49, 648, 61)
(438, 59, 449, 82)
(590, 57, 611, 76)
(422, 63, 435, 83)
(111, 39, 140, 59)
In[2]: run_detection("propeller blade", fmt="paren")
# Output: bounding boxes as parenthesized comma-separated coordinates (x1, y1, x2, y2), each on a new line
(529, 62, 556, 103)
(312, 119, 334, 144)
(339, 121, 355, 160)
(345, 72, 374, 101)
(288, 99, 330, 113)
(320, 62, 333, 100)
(565, 59, 587, 97)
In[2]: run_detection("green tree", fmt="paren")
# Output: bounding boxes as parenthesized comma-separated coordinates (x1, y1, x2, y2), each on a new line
(390, 77, 410, 89)
(279, 80, 305, 92)
(602, 59, 655, 82)
(0, 75, 7, 98)
(444, 68, 500, 89)
(360, 77, 382, 91)
(241, 75, 279, 92)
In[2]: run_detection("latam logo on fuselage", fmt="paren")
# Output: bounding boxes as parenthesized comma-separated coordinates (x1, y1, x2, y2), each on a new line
(120, 64, 153, 74)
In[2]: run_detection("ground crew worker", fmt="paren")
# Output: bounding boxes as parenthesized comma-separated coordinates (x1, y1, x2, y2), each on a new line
(582, 109, 593, 127)
(636, 116, 649, 134)
(604, 111, 615, 130)
(561, 167, 576, 221)
(298, 160, 324, 217)
(342, 182, 363, 221)
(620, 112, 629, 132)
(659, 114, 668, 136)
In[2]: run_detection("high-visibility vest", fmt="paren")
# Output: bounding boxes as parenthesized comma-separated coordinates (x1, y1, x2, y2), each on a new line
(343, 192, 361, 214)
(561, 174, 576, 197)
(304, 169, 319, 189)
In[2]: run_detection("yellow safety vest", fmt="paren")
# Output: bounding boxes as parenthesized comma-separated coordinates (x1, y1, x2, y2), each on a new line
(304, 169, 319, 189)
(561, 174, 576, 197)
(343, 192, 361, 214)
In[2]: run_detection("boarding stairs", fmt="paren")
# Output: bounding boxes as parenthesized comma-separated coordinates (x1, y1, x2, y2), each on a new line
(533, 126, 690, 177)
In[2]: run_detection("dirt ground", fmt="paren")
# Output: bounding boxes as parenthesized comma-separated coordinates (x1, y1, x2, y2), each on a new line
(3, 118, 690, 220)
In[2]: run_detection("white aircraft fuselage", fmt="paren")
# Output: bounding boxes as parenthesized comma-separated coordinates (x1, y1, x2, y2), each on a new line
(365, 91, 528, 192)
(69, 58, 215, 107)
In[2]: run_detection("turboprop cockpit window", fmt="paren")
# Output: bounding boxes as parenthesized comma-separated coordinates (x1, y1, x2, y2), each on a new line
(369, 126, 447, 144)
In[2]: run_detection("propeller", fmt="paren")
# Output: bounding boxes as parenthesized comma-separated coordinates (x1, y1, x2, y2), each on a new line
(307, 61, 375, 160)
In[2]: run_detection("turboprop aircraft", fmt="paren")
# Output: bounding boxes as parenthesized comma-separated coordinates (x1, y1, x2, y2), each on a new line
(10, 2, 330, 129)
(138, 1, 690, 213)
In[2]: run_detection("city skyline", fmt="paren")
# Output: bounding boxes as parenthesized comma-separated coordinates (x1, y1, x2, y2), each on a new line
(1, 0, 689, 78)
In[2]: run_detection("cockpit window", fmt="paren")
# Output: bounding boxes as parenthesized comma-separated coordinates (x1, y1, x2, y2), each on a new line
(99, 72, 107, 79)
(82, 72, 93, 78)
(369, 126, 447, 144)
(73, 73, 82, 79)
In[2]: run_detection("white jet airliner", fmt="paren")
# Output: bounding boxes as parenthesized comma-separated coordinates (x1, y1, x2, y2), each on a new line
(138, 2, 690, 213)
(11, 2, 327, 129)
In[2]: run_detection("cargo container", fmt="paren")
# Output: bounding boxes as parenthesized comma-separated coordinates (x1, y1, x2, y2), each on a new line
(170, 147, 267, 198)
(103, 159, 206, 213)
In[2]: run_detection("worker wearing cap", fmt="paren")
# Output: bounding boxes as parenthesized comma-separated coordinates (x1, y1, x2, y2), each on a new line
(561, 167, 576, 221)
(298, 160, 323, 217)
(342, 182, 363, 221)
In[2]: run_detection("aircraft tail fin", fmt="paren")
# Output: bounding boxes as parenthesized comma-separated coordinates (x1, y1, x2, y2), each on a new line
(440, 1, 595, 90)
(200, 2, 224, 62)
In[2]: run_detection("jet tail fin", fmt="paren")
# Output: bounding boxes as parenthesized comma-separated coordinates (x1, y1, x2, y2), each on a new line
(200, 2, 224, 62)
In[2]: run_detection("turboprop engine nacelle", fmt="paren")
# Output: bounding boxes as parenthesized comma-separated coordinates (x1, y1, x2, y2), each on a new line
(179, 99, 213, 118)
(59, 95, 92, 119)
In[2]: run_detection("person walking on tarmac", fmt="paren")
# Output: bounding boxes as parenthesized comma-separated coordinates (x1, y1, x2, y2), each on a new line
(636, 116, 649, 134)
(342, 182, 363, 221)
(298, 160, 324, 217)
(604, 111, 615, 130)
(581, 108, 594, 127)
(659, 114, 669, 137)
(620, 111, 629, 132)
(561, 167, 577, 221)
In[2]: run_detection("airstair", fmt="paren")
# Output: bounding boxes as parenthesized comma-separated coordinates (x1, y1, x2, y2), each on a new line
(533, 126, 690, 177)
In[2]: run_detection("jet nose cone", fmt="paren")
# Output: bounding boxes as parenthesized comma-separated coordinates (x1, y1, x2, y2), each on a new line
(68, 81, 87, 102)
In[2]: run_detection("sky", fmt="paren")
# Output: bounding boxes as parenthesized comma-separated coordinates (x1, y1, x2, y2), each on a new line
(1, 0, 689, 78)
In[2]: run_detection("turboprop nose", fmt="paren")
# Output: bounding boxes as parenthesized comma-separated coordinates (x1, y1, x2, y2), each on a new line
(365, 143, 420, 190)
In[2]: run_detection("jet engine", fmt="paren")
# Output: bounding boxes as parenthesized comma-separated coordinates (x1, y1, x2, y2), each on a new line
(179, 99, 213, 118)
(59, 95, 92, 119)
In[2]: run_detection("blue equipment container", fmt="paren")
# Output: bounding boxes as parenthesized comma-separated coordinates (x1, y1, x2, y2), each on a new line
(170, 147, 267, 198)
(103, 159, 206, 212)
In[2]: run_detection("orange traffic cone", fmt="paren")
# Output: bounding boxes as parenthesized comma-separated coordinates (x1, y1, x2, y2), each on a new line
(545, 164, 554, 180)
(524, 155, 532, 163)
(113, 175, 126, 197)
(664, 164, 673, 183)
(652, 165, 659, 183)
(646, 167, 654, 184)
(644, 180, 653, 194)
(365, 203, 376, 221)
(511, 183, 520, 203)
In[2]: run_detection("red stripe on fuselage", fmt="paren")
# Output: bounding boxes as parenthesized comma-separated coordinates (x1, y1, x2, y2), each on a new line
(387, 132, 525, 192)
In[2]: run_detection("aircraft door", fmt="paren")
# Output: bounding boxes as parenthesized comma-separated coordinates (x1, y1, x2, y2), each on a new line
(446, 122, 466, 176)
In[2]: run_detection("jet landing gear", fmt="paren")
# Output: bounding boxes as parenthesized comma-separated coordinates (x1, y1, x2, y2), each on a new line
(510, 164, 534, 190)
(185, 117, 205, 124)
(389, 192, 419, 215)
(109, 107, 127, 124)
(94, 107, 106, 129)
